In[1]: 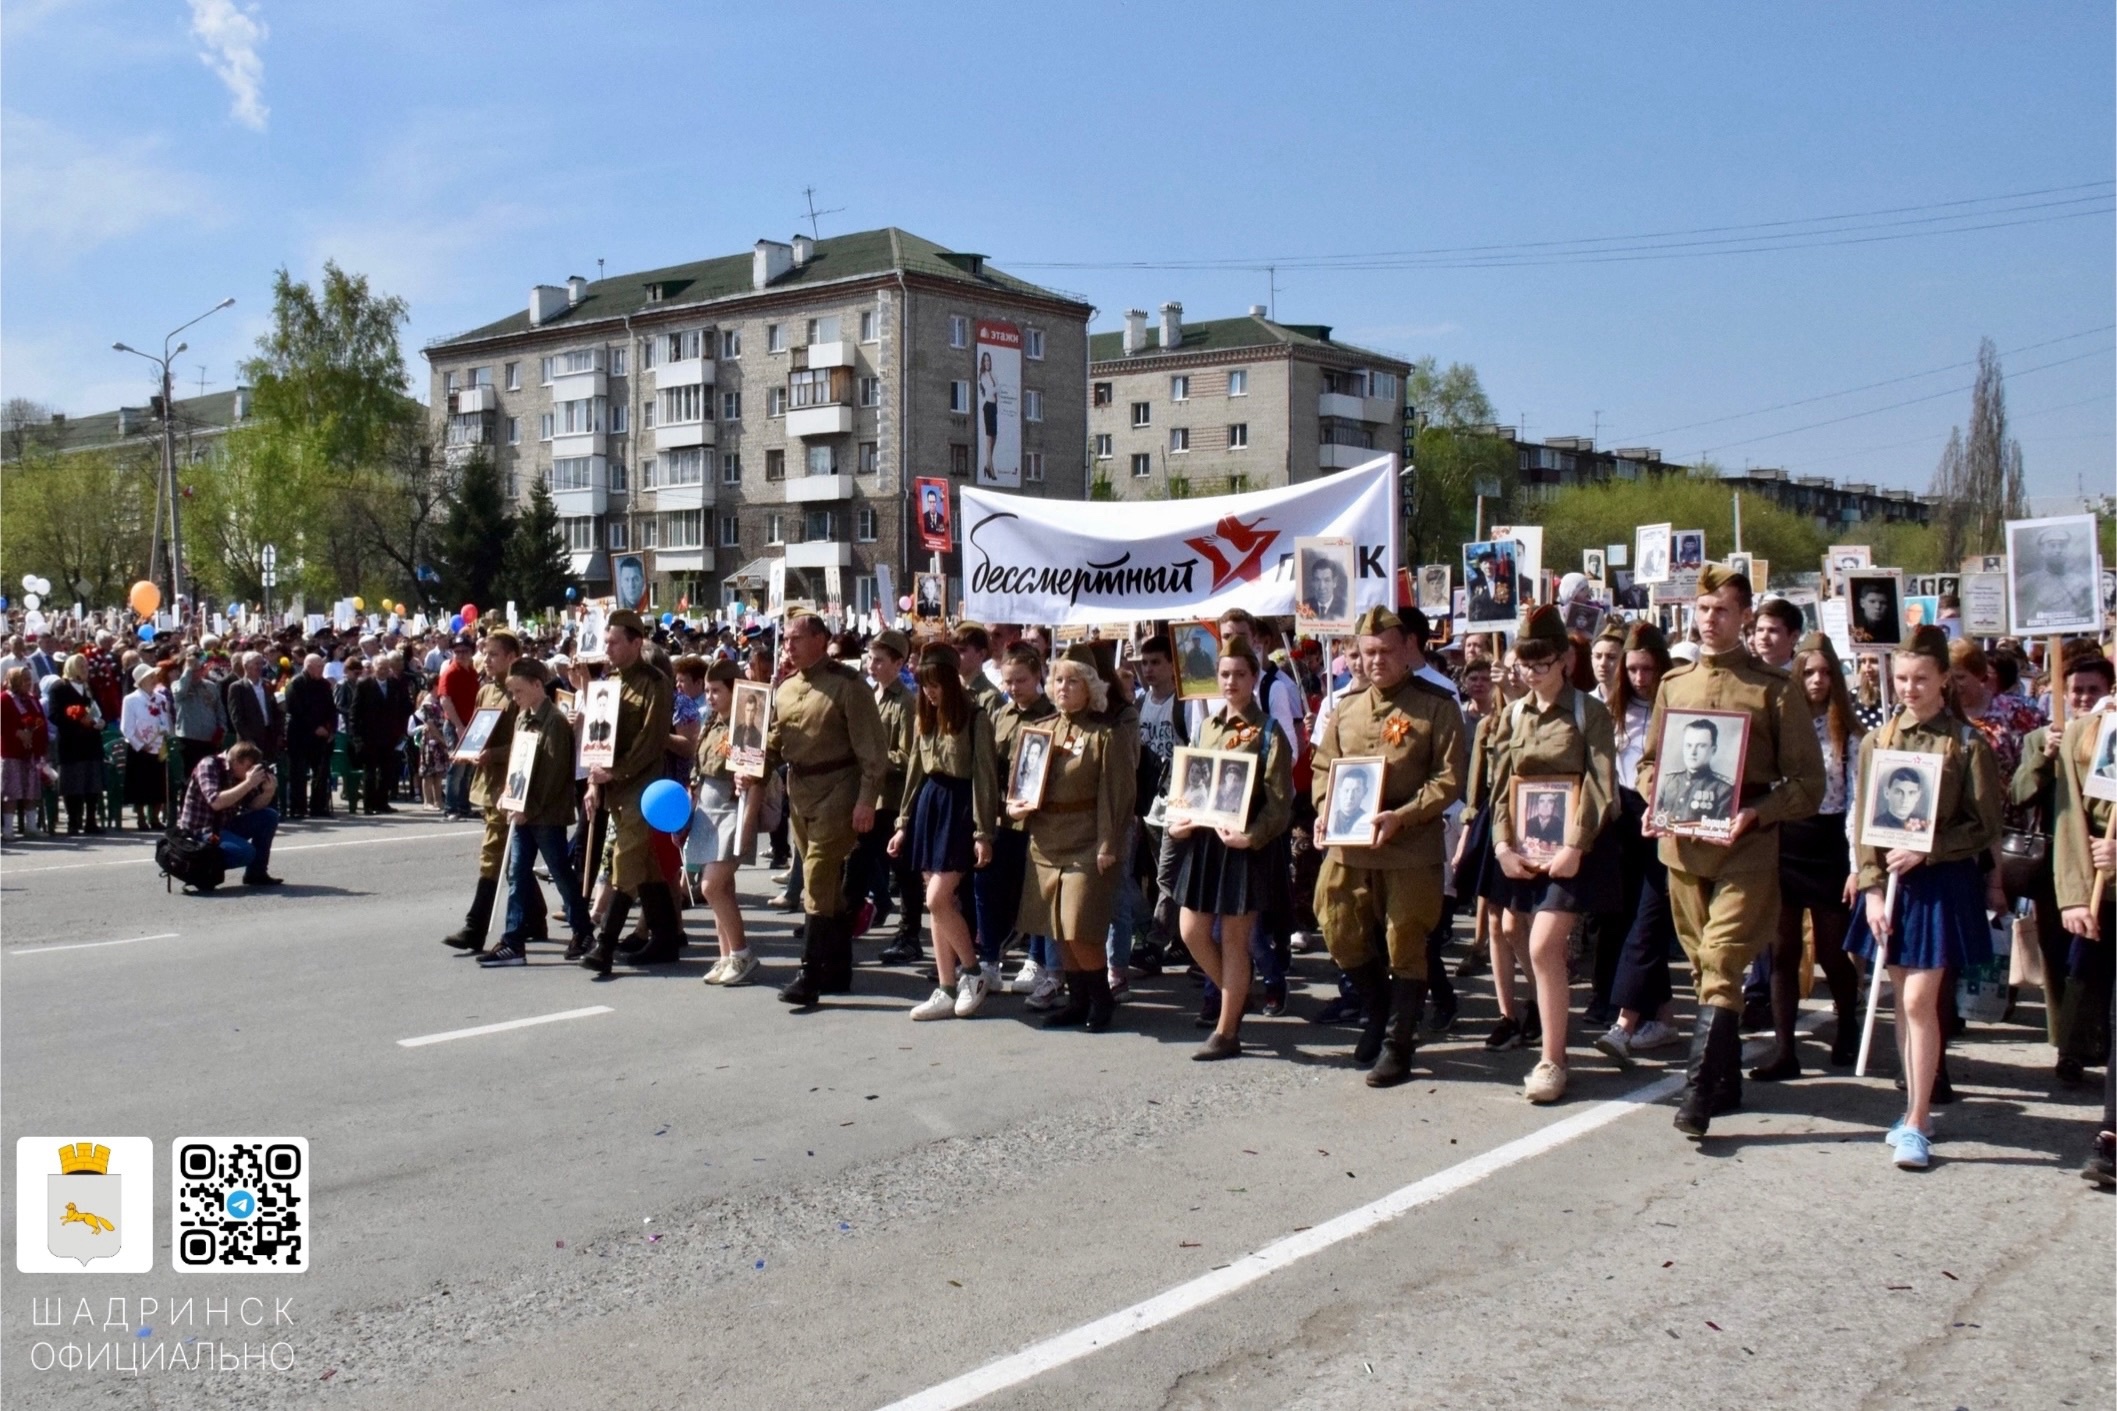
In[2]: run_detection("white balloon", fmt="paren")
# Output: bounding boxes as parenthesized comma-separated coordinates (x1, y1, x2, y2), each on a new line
(33, 577, 51, 595)
(22, 594, 39, 610)
(19, 575, 33, 591)
(23, 610, 45, 634)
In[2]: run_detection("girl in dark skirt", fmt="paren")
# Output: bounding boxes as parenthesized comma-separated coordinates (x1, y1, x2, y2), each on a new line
(1843, 626, 2002, 1170)
(890, 643, 999, 1022)
(1483, 606, 1620, 1105)
(1594, 622, 1686, 1066)
(1753, 632, 1866, 1077)
(1167, 635, 1293, 1060)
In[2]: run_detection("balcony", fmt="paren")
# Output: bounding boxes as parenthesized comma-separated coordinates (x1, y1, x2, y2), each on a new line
(1317, 443, 1374, 470)
(550, 457, 609, 517)
(552, 430, 605, 460)
(786, 402, 853, 439)
(551, 368, 606, 403)
(654, 357, 715, 388)
(449, 385, 499, 414)
(798, 339, 853, 370)
(784, 540, 853, 569)
(654, 420, 717, 452)
(783, 473, 854, 504)
(1318, 391, 1365, 420)
(1362, 395, 1400, 425)
(568, 548, 608, 580)
(652, 547, 714, 574)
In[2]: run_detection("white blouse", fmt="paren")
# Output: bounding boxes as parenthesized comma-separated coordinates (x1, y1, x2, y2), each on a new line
(120, 688, 168, 755)
(1613, 695, 1651, 794)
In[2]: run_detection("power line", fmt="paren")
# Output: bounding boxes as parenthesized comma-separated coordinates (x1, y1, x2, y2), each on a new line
(1786, 390, 2117, 470)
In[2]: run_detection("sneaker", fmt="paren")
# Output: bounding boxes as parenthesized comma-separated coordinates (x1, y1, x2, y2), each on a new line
(1893, 1129, 1931, 1169)
(1631, 1019, 1682, 1051)
(1289, 930, 1314, 955)
(702, 955, 735, 985)
(1259, 981, 1287, 1018)
(1425, 999, 1458, 1035)
(909, 986, 957, 1021)
(721, 953, 760, 987)
(1107, 972, 1131, 1002)
(1594, 1023, 1636, 1068)
(954, 968, 991, 1018)
(478, 941, 527, 967)
(1006, 959, 1046, 995)
(1313, 994, 1363, 1026)
(1883, 1115, 1937, 1147)
(770, 868, 793, 885)
(1025, 974, 1065, 1010)
(1524, 1060, 1568, 1104)
(851, 900, 875, 937)
(1484, 1016, 1524, 1052)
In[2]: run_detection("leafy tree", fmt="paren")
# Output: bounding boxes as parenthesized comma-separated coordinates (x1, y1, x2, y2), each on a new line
(1405, 357, 1498, 429)
(1404, 425, 1516, 568)
(184, 421, 341, 603)
(500, 479, 577, 612)
(241, 262, 417, 470)
(0, 448, 158, 606)
(2, 398, 57, 462)
(1533, 471, 1831, 589)
(434, 453, 511, 612)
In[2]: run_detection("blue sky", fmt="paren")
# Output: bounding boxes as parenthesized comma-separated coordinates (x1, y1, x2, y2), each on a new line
(4, 1, 2110, 505)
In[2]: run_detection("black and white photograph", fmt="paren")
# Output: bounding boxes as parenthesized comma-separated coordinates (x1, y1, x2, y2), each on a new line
(1845, 570, 1904, 647)
(728, 680, 772, 777)
(1724, 551, 1753, 584)
(1562, 599, 1604, 638)
(2006, 513, 2100, 635)
(1463, 539, 1522, 627)
(452, 706, 503, 763)
(1671, 530, 1705, 572)
(1964, 553, 2005, 574)
(1173, 620, 1222, 700)
(1649, 707, 1751, 841)
(1168, 746, 1255, 832)
(1582, 548, 1605, 583)
(1293, 536, 1356, 634)
(1319, 756, 1386, 847)
(1510, 775, 1578, 867)
(1635, 523, 1672, 584)
(2083, 713, 2117, 805)
(1860, 748, 1943, 852)
(1416, 563, 1453, 615)
(497, 728, 538, 815)
(573, 607, 608, 662)
(1827, 544, 1873, 572)
(576, 680, 621, 770)
(914, 573, 947, 621)
(1008, 724, 1056, 807)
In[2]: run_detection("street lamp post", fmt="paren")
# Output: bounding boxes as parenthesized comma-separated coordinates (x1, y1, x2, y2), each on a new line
(115, 297, 235, 618)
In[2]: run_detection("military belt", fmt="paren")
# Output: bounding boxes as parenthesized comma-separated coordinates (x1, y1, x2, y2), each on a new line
(790, 753, 857, 778)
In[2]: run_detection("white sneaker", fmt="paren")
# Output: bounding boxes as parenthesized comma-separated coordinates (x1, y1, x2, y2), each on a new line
(721, 952, 759, 987)
(1290, 930, 1314, 955)
(1524, 1060, 1568, 1104)
(1025, 973, 1064, 1010)
(909, 986, 957, 1021)
(702, 955, 734, 986)
(954, 968, 991, 1017)
(1006, 959, 1045, 995)
(1593, 1023, 1635, 1067)
(1631, 1019, 1682, 1050)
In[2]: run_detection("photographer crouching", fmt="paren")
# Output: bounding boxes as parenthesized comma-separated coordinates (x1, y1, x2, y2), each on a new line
(176, 740, 284, 887)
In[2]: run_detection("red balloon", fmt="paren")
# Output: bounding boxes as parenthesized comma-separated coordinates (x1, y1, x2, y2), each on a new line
(461, 603, 479, 624)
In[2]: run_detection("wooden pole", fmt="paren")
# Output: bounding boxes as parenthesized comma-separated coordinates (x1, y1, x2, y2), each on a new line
(2048, 635, 2067, 736)
(1855, 872, 1900, 1078)
(2091, 807, 2117, 930)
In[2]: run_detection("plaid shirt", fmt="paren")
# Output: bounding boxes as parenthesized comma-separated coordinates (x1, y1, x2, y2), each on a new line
(177, 754, 241, 835)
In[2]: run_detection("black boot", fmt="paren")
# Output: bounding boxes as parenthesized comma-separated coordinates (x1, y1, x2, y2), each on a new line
(1366, 978, 1426, 1088)
(621, 882, 687, 965)
(779, 913, 833, 1007)
(877, 891, 924, 964)
(812, 913, 854, 993)
(1044, 970, 1093, 1028)
(1348, 960, 1391, 1067)
(581, 893, 633, 977)
(1676, 1006, 1741, 1138)
(1084, 968, 1116, 1033)
(1828, 1001, 1860, 1067)
(444, 877, 499, 950)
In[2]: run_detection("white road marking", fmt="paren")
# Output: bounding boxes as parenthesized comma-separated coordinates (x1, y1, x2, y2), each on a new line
(874, 1071, 1687, 1411)
(397, 1006, 614, 1048)
(7, 932, 181, 956)
(0, 827, 483, 875)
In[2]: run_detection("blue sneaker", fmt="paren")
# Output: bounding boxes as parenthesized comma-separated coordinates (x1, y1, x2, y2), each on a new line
(1893, 1129, 1931, 1169)
(1885, 1116, 1937, 1146)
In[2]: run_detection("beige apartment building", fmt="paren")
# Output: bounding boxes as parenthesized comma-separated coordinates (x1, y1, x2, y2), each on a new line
(1086, 304, 1410, 500)
(422, 228, 1090, 613)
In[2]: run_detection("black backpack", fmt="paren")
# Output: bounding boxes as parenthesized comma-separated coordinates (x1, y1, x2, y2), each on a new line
(156, 830, 227, 894)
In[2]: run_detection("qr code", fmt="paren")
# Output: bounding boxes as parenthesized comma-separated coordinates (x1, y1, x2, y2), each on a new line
(172, 1137, 309, 1272)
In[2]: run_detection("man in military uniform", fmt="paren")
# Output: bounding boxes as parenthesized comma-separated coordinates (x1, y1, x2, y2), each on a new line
(1310, 605, 1467, 1088)
(769, 612, 890, 1007)
(443, 631, 545, 953)
(857, 631, 921, 961)
(1637, 564, 1825, 1137)
(580, 610, 682, 975)
(1653, 717, 1737, 825)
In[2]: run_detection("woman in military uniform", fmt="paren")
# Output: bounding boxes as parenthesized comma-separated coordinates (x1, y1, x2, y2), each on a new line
(890, 643, 999, 1022)
(691, 660, 758, 988)
(1008, 654, 1124, 1031)
(1168, 635, 1294, 1060)
(1483, 607, 1620, 1105)
(1843, 626, 2001, 1170)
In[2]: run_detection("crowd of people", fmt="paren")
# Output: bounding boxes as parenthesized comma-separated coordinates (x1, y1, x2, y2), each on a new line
(3, 564, 2112, 1188)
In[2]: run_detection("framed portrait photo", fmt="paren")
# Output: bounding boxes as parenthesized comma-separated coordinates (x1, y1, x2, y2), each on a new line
(914, 573, 947, 622)
(1416, 563, 1453, 615)
(1173, 620, 1222, 700)
(1861, 748, 1943, 852)
(1902, 594, 1941, 632)
(452, 706, 504, 763)
(497, 727, 538, 815)
(1319, 756, 1387, 847)
(1463, 538, 1523, 629)
(1293, 535, 1357, 635)
(1510, 775, 1578, 868)
(1827, 544, 1873, 571)
(1635, 524, 1672, 585)
(2082, 713, 2117, 805)
(1582, 548, 1606, 583)
(727, 679, 773, 778)
(1671, 531, 1706, 573)
(1562, 599, 1604, 638)
(2006, 513, 2101, 636)
(1844, 571, 1904, 648)
(1168, 746, 1255, 831)
(1724, 551, 1753, 584)
(576, 680, 622, 769)
(1008, 724, 1056, 809)
(1649, 707, 1751, 842)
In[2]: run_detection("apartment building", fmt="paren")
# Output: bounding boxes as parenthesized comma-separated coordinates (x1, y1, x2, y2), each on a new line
(0, 388, 254, 466)
(1085, 304, 1410, 500)
(422, 227, 1091, 612)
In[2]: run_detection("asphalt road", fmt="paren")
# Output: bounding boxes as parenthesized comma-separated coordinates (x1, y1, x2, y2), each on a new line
(1, 812, 2109, 1410)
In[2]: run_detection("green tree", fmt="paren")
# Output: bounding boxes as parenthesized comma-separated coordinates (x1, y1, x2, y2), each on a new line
(0, 448, 158, 606)
(499, 479, 577, 613)
(1534, 471, 1829, 589)
(184, 421, 342, 604)
(1405, 357, 1498, 429)
(1404, 425, 1516, 567)
(434, 453, 511, 612)
(242, 262, 417, 470)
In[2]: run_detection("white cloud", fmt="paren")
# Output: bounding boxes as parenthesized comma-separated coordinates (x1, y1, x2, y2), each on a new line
(188, 0, 267, 131)
(0, 112, 217, 256)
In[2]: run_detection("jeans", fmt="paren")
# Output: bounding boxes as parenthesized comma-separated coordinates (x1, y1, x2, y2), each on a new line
(1105, 819, 1141, 971)
(509, 823, 591, 940)
(444, 761, 472, 817)
(216, 807, 280, 876)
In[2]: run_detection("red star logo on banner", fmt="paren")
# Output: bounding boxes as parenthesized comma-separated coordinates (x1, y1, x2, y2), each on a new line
(1184, 515, 1280, 593)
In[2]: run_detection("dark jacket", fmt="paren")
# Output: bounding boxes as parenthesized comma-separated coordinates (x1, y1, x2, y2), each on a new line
(283, 672, 339, 751)
(224, 674, 287, 755)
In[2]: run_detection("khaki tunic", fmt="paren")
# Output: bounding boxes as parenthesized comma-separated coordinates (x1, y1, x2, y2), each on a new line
(2049, 714, 2112, 912)
(603, 658, 675, 892)
(766, 659, 889, 917)
(470, 680, 517, 878)
(874, 679, 914, 815)
(900, 709, 1000, 848)
(1016, 709, 1123, 964)
(510, 699, 578, 829)
(1190, 702, 1294, 850)
(992, 695, 1056, 831)
(1487, 685, 1620, 852)
(1851, 709, 2001, 893)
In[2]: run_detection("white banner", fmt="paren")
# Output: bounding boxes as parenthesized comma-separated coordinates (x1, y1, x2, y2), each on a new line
(963, 455, 1398, 626)
(974, 320, 1022, 489)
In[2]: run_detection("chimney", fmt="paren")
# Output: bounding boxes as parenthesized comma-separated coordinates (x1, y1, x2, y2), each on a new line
(49, 412, 64, 427)
(753, 239, 794, 290)
(791, 233, 813, 266)
(1122, 309, 1148, 356)
(233, 385, 252, 421)
(1160, 302, 1183, 351)
(529, 284, 568, 327)
(116, 407, 141, 435)
(566, 275, 586, 306)
(1249, 304, 1268, 318)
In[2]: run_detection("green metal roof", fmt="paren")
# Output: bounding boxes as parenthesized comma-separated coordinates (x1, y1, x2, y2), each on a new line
(1088, 314, 1408, 368)
(2, 389, 244, 462)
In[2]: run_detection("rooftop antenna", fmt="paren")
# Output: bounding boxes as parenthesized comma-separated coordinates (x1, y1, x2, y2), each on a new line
(1267, 264, 1282, 321)
(195, 365, 211, 397)
(1591, 409, 1601, 442)
(597, 258, 605, 282)
(800, 186, 845, 240)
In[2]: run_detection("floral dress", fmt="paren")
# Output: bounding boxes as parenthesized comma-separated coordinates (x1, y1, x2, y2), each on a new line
(417, 693, 455, 777)
(1971, 696, 2047, 833)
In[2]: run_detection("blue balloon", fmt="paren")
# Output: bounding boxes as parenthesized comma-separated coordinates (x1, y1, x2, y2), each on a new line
(138, 623, 156, 641)
(565, 587, 578, 601)
(660, 612, 674, 627)
(640, 778, 691, 834)
(449, 613, 465, 632)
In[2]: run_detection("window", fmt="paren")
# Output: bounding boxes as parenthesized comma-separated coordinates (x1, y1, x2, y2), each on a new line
(857, 506, 878, 542)
(721, 390, 742, 421)
(539, 412, 555, 441)
(1368, 371, 1399, 401)
(551, 457, 598, 491)
(505, 362, 521, 390)
(638, 339, 657, 370)
(857, 376, 881, 407)
(949, 380, 971, 414)
(443, 370, 459, 393)
(665, 330, 703, 363)
(720, 328, 741, 359)
(639, 457, 657, 489)
(790, 368, 838, 409)
(1170, 375, 1190, 402)
(859, 310, 878, 343)
(610, 402, 628, 434)
(557, 396, 603, 434)
(559, 348, 596, 374)
(1169, 427, 1190, 454)
(662, 385, 704, 423)
(638, 517, 658, 548)
(804, 508, 837, 542)
(950, 443, 970, 477)
(539, 357, 554, 385)
(609, 459, 628, 493)
(1093, 432, 1113, 460)
(949, 315, 969, 348)
(608, 520, 629, 550)
(857, 440, 878, 474)
(661, 509, 703, 548)
(506, 471, 518, 499)
(766, 513, 785, 544)
(609, 347, 627, 377)
(805, 443, 839, 476)
(506, 416, 521, 445)
(721, 452, 742, 485)
(1093, 382, 1113, 406)
(1227, 369, 1248, 397)
(1025, 451, 1045, 483)
(719, 514, 740, 547)
(766, 323, 785, 353)
(1227, 423, 1249, 450)
(563, 517, 595, 551)
(1130, 401, 1151, 428)
(767, 387, 788, 417)
(1025, 327, 1044, 360)
(765, 448, 785, 481)
(642, 400, 657, 428)
(805, 315, 840, 345)
(664, 448, 705, 485)
(1131, 452, 1153, 478)
(1024, 389, 1042, 422)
